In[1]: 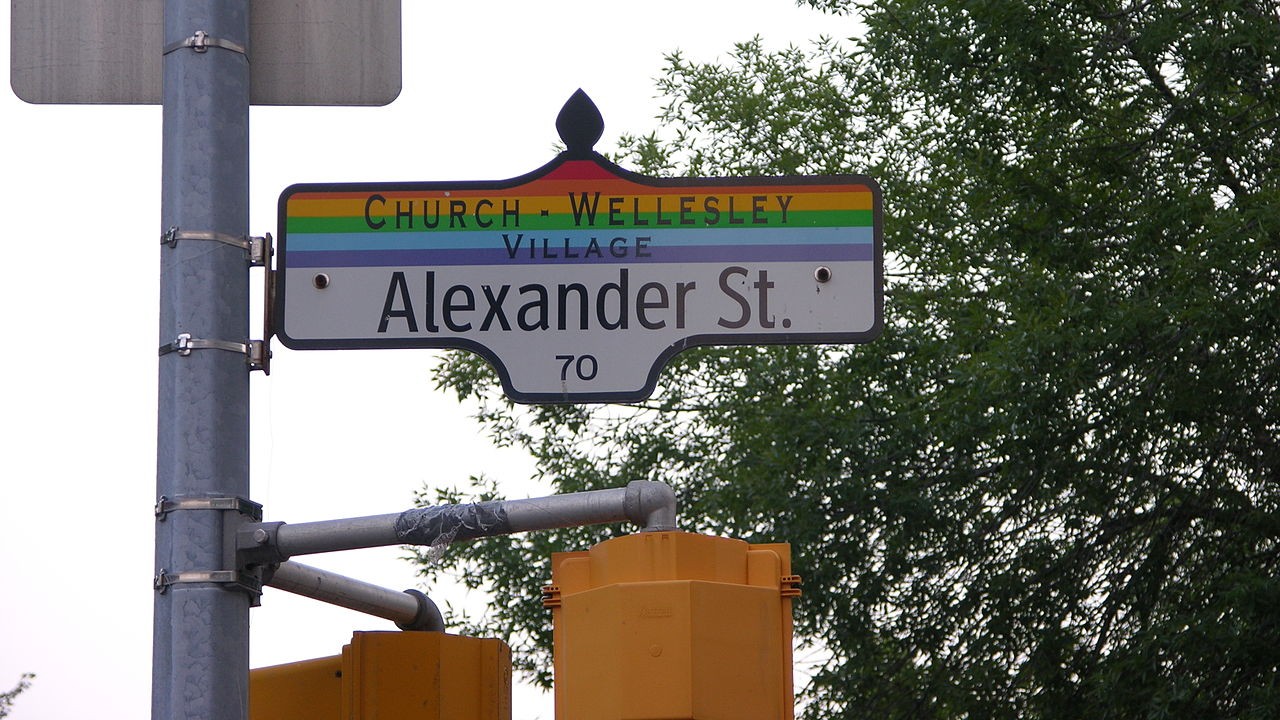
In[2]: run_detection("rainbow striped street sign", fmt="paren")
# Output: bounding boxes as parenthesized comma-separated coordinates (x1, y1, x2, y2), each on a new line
(275, 92, 882, 403)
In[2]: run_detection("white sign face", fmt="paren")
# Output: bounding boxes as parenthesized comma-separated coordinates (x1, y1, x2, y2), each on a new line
(276, 154, 882, 403)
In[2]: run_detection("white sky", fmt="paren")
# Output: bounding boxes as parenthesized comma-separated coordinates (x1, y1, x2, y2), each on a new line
(0, 2, 855, 717)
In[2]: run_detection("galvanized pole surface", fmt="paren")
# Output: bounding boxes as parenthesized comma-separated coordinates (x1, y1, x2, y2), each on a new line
(154, 1, 251, 719)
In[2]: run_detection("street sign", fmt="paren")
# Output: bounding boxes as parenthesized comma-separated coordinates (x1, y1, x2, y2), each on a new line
(275, 92, 882, 403)
(11, 0, 400, 105)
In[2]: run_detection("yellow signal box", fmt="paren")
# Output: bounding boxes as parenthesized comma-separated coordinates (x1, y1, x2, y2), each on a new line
(251, 654, 343, 720)
(544, 532, 801, 720)
(250, 631, 511, 720)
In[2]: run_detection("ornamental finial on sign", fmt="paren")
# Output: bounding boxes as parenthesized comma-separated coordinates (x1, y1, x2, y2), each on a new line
(556, 89, 604, 157)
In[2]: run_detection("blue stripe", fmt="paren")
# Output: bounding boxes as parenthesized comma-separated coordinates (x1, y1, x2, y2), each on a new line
(285, 243, 876, 268)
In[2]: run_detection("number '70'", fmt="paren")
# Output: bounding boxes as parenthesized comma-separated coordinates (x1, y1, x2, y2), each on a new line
(556, 354, 599, 382)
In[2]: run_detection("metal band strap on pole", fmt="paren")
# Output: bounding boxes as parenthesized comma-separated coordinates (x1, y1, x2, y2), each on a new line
(158, 333, 249, 357)
(161, 227, 271, 266)
(162, 30, 248, 59)
(154, 569, 263, 597)
(155, 494, 261, 521)
(157, 333, 269, 372)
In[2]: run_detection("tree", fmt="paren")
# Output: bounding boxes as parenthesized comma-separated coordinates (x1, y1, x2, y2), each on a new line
(414, 1, 1280, 717)
(0, 674, 34, 719)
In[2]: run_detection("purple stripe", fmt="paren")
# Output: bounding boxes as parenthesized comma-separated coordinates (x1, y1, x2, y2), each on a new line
(285, 243, 875, 268)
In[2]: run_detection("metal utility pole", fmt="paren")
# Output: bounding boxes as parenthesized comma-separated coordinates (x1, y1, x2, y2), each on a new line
(153, 1, 252, 719)
(11, 3, 397, 718)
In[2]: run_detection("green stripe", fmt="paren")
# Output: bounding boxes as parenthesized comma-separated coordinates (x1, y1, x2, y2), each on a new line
(286, 209, 874, 235)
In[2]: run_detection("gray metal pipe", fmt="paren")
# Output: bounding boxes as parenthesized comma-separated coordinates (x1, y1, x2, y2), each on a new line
(267, 561, 444, 632)
(274, 514, 402, 557)
(502, 480, 677, 533)
(625, 480, 678, 532)
(270, 480, 678, 559)
(500, 486, 630, 533)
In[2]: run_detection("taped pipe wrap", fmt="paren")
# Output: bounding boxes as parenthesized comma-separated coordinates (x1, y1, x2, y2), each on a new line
(394, 501, 513, 545)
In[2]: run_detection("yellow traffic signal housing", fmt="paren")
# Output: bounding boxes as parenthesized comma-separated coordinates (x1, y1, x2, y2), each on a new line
(251, 654, 343, 720)
(250, 631, 511, 720)
(544, 532, 801, 720)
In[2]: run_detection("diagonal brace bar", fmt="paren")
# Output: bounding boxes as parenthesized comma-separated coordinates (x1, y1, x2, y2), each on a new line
(265, 560, 443, 631)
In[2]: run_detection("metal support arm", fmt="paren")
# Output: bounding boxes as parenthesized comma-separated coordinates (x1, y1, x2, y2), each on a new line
(266, 561, 444, 631)
(240, 480, 678, 562)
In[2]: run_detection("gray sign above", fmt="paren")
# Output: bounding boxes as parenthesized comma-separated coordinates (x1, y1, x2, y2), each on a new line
(11, 0, 401, 105)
